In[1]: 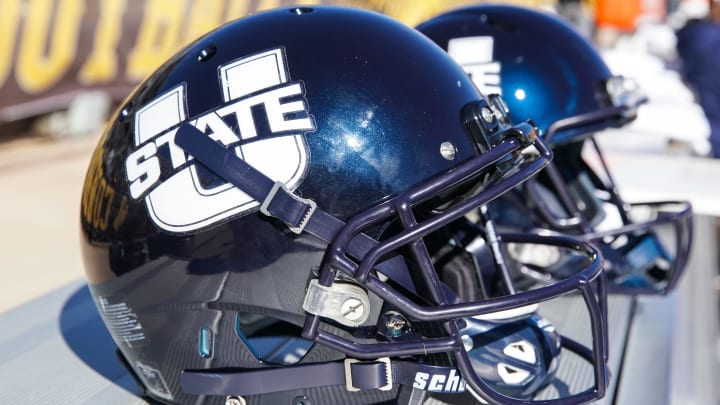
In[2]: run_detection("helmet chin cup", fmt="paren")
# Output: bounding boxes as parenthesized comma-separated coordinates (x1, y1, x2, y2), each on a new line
(459, 314, 561, 399)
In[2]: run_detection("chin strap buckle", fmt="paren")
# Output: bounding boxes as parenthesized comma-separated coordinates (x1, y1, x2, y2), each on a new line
(344, 357, 393, 392)
(260, 181, 317, 234)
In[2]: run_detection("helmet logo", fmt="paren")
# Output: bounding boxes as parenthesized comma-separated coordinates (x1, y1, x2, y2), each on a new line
(447, 36, 502, 96)
(124, 47, 315, 232)
(413, 369, 467, 393)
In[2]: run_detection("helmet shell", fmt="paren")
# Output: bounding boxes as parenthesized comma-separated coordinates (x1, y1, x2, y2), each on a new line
(80, 6, 487, 404)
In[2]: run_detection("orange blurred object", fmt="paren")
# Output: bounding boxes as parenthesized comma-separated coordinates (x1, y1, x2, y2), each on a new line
(595, 0, 642, 31)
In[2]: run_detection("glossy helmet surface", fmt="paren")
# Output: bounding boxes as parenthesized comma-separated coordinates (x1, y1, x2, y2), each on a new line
(80, 6, 607, 405)
(417, 4, 693, 295)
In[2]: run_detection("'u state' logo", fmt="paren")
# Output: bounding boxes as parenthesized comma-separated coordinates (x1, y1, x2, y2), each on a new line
(124, 47, 315, 233)
(447, 36, 502, 96)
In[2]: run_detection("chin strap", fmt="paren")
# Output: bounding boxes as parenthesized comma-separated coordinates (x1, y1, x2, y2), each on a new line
(179, 334, 595, 400)
(174, 123, 420, 293)
(180, 358, 467, 397)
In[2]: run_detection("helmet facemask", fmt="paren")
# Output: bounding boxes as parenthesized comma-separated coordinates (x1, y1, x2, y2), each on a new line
(516, 75, 692, 294)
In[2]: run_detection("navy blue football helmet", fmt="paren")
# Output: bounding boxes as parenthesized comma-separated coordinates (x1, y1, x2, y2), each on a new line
(417, 4, 693, 295)
(80, 6, 608, 405)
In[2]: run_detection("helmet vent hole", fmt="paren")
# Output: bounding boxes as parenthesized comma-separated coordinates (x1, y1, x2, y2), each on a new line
(197, 45, 217, 62)
(235, 312, 314, 365)
(290, 7, 313, 15)
(118, 102, 133, 122)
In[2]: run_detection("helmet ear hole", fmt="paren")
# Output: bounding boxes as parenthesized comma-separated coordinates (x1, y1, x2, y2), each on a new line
(236, 312, 314, 365)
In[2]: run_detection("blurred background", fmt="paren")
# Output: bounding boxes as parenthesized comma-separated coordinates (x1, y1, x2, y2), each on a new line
(4, 0, 719, 313)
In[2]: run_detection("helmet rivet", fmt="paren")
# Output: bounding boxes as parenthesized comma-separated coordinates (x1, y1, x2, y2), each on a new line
(384, 311, 409, 337)
(440, 141, 457, 160)
(225, 396, 246, 405)
(341, 298, 365, 321)
(481, 106, 495, 123)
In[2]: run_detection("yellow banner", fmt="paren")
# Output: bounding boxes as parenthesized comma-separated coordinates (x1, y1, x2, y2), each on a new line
(0, 0, 556, 122)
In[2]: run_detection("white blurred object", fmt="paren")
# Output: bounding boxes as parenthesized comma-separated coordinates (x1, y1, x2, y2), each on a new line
(636, 23, 679, 61)
(597, 28, 711, 156)
(667, 0, 710, 29)
(33, 91, 111, 138)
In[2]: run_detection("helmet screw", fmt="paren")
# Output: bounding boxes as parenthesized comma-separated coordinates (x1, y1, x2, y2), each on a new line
(384, 311, 409, 337)
(462, 334, 474, 351)
(225, 396, 246, 405)
(440, 141, 457, 160)
(481, 106, 495, 123)
(341, 298, 365, 321)
(292, 395, 312, 405)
